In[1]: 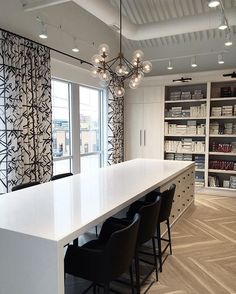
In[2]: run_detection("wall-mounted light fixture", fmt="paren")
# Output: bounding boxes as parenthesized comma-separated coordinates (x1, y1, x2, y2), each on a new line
(218, 54, 224, 64)
(72, 37, 79, 52)
(167, 60, 173, 70)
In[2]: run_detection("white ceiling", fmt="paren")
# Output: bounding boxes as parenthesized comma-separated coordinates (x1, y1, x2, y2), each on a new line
(0, 0, 235, 76)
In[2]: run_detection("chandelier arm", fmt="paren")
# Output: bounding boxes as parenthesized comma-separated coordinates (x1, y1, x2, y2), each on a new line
(122, 58, 134, 70)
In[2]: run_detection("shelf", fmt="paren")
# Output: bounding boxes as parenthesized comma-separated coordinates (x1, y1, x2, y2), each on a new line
(211, 97, 236, 101)
(208, 169, 236, 174)
(209, 134, 236, 137)
(209, 152, 236, 156)
(165, 99, 206, 104)
(165, 117, 206, 121)
(210, 116, 236, 120)
(165, 134, 205, 137)
(165, 151, 205, 154)
(196, 169, 205, 172)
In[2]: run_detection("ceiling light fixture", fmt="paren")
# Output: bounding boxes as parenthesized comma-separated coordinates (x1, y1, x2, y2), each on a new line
(207, 0, 220, 8)
(39, 21, 48, 39)
(90, 0, 152, 97)
(191, 56, 198, 68)
(225, 33, 233, 46)
(72, 37, 79, 53)
(218, 16, 228, 30)
(218, 54, 224, 64)
(167, 60, 173, 70)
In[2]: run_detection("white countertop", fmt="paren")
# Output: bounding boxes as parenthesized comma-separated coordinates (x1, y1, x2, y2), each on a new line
(0, 159, 194, 245)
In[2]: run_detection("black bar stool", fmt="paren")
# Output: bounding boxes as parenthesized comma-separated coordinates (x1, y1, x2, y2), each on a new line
(51, 172, 73, 181)
(146, 184, 176, 272)
(64, 214, 140, 294)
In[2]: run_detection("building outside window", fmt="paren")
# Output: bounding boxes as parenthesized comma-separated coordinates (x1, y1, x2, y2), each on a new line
(79, 86, 103, 172)
(52, 79, 72, 175)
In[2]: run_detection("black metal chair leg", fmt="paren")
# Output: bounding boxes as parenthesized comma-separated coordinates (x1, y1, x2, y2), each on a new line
(129, 264, 135, 294)
(157, 223, 162, 272)
(104, 283, 109, 294)
(152, 237, 158, 281)
(135, 252, 140, 294)
(167, 218, 172, 255)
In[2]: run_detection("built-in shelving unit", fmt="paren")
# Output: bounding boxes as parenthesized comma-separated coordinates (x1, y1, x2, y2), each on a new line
(208, 81, 236, 191)
(164, 81, 236, 192)
(164, 83, 207, 189)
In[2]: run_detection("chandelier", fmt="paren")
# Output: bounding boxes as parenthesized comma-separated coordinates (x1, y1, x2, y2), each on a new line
(90, 0, 152, 97)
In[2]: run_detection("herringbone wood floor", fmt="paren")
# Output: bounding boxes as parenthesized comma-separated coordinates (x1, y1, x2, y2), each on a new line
(150, 194, 236, 294)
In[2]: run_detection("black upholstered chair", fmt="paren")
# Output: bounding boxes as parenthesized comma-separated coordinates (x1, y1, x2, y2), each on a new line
(102, 195, 162, 294)
(51, 172, 73, 181)
(12, 181, 40, 192)
(64, 213, 140, 294)
(146, 184, 176, 272)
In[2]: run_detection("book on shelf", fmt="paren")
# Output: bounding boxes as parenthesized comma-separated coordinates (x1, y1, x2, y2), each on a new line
(169, 91, 181, 100)
(181, 91, 191, 100)
(192, 90, 204, 100)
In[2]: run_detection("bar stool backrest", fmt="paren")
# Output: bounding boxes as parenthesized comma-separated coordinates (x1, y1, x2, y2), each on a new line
(159, 184, 176, 222)
(51, 173, 73, 181)
(137, 196, 162, 245)
(12, 181, 40, 192)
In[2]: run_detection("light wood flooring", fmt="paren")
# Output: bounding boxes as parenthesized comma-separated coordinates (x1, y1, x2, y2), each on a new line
(66, 194, 236, 294)
(150, 194, 236, 294)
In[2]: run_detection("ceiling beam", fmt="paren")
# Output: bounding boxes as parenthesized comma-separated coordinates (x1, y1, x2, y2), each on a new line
(23, 0, 71, 11)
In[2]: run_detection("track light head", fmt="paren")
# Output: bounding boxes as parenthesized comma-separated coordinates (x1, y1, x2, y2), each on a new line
(191, 56, 197, 68)
(167, 60, 173, 70)
(218, 54, 224, 64)
(39, 21, 48, 39)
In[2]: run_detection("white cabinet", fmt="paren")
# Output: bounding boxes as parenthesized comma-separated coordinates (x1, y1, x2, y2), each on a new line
(124, 86, 164, 160)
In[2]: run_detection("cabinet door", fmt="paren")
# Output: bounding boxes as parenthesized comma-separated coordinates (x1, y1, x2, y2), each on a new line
(143, 102, 164, 159)
(124, 103, 143, 160)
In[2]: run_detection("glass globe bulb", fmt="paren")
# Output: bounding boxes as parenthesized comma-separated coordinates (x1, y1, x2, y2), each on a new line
(133, 50, 144, 61)
(99, 70, 111, 81)
(131, 74, 142, 85)
(132, 59, 138, 66)
(90, 67, 99, 78)
(129, 79, 139, 89)
(142, 61, 152, 73)
(91, 54, 102, 66)
(115, 64, 127, 76)
(114, 86, 125, 97)
(98, 43, 110, 57)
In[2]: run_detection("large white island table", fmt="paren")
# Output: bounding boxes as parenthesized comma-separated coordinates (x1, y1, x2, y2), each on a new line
(0, 159, 195, 294)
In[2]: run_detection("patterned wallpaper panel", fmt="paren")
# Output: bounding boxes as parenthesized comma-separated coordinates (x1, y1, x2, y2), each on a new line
(0, 30, 52, 193)
(107, 90, 124, 165)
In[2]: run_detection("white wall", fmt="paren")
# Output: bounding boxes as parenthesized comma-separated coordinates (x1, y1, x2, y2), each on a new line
(51, 58, 101, 89)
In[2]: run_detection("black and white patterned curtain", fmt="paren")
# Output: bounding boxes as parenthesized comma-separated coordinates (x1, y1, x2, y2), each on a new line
(0, 30, 52, 193)
(107, 90, 124, 165)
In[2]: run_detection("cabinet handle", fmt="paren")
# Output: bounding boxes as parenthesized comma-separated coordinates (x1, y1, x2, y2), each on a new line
(140, 130, 142, 146)
(144, 130, 146, 146)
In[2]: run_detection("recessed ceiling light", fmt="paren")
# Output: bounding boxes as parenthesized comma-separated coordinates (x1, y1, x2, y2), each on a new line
(225, 34, 233, 46)
(39, 23, 48, 39)
(191, 56, 197, 68)
(72, 37, 79, 53)
(167, 60, 173, 70)
(218, 54, 224, 64)
(218, 18, 228, 30)
(208, 0, 220, 8)
(72, 47, 79, 53)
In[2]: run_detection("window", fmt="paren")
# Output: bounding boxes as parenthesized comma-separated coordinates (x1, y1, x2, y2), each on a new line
(79, 86, 103, 172)
(52, 79, 72, 175)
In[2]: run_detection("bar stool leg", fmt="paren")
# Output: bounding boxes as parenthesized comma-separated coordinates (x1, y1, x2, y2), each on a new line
(157, 223, 162, 272)
(152, 237, 158, 281)
(129, 264, 135, 294)
(104, 283, 109, 294)
(135, 252, 140, 294)
(167, 218, 172, 255)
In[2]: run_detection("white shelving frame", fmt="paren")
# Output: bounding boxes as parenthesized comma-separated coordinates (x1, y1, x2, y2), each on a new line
(164, 81, 236, 193)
